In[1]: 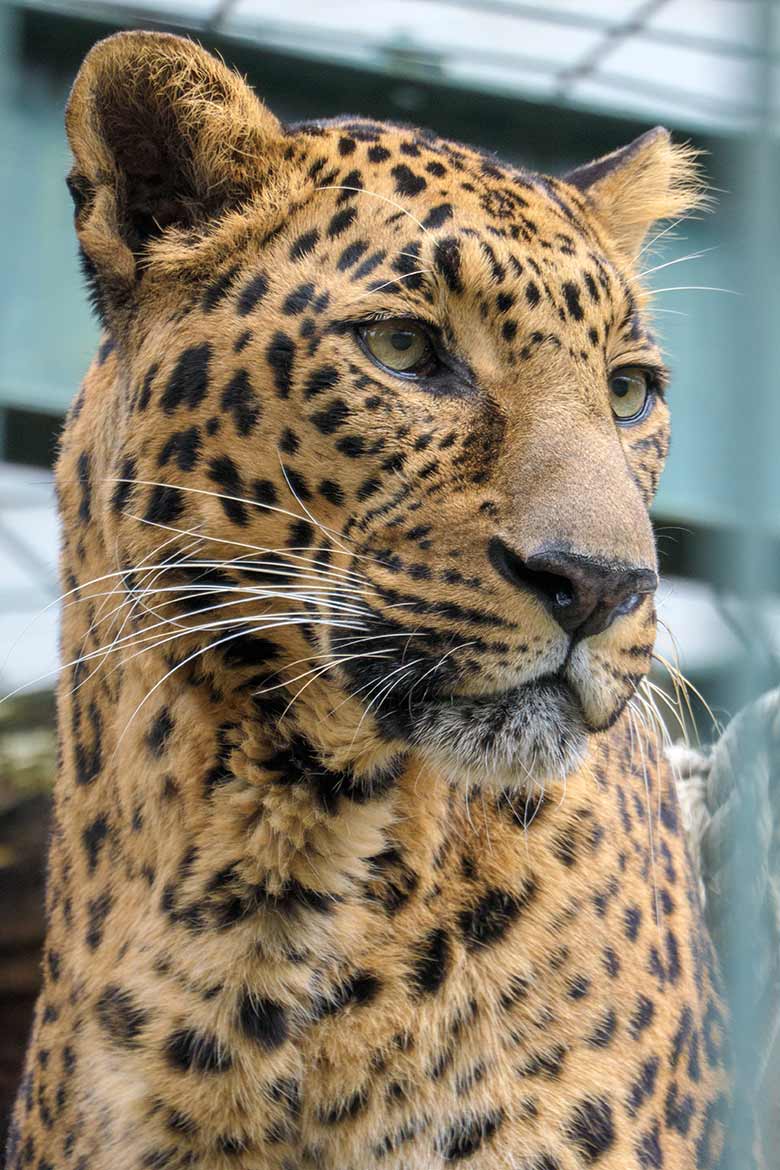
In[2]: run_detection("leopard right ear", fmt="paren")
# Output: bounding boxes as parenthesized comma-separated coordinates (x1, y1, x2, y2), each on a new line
(66, 30, 288, 322)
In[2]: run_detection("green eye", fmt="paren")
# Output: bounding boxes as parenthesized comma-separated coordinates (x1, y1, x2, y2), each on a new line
(359, 320, 434, 376)
(609, 366, 653, 423)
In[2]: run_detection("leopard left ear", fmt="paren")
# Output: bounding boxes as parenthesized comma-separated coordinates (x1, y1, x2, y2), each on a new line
(65, 30, 290, 322)
(563, 127, 707, 261)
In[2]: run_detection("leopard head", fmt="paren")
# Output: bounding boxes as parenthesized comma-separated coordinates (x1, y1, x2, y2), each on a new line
(62, 31, 704, 790)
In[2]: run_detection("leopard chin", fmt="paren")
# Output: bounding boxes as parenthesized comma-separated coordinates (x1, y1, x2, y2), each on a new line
(409, 677, 589, 790)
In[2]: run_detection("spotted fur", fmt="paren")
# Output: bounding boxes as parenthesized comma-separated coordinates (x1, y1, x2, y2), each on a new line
(7, 31, 731, 1170)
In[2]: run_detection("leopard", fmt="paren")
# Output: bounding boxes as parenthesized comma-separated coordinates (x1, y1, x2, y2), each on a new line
(5, 29, 734, 1170)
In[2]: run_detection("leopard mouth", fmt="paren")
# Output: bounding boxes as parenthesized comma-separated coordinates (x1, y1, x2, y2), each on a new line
(408, 675, 589, 787)
(331, 629, 628, 786)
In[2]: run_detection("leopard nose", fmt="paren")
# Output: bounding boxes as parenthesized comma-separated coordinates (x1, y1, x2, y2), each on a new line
(488, 538, 657, 638)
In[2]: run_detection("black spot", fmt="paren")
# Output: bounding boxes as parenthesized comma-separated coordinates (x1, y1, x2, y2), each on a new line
(319, 479, 344, 506)
(266, 333, 296, 398)
(434, 237, 463, 293)
(86, 891, 112, 950)
(625, 906, 642, 941)
(603, 945, 620, 977)
(636, 1120, 663, 1168)
(316, 971, 380, 1017)
(336, 168, 364, 203)
(75, 701, 103, 786)
(112, 456, 136, 513)
(519, 1043, 567, 1078)
(702, 1000, 724, 1068)
(328, 207, 358, 238)
(283, 282, 315, 315)
(238, 993, 288, 1050)
(161, 344, 211, 413)
(166, 1028, 232, 1073)
(237, 272, 269, 316)
(587, 1008, 617, 1049)
(502, 319, 517, 342)
(566, 1097, 615, 1162)
(279, 428, 299, 455)
(659, 796, 679, 833)
(336, 435, 365, 458)
(459, 882, 535, 949)
(352, 250, 386, 281)
(318, 1087, 369, 1124)
(525, 281, 541, 307)
(147, 708, 174, 757)
(665, 1081, 695, 1136)
(221, 368, 261, 435)
(96, 985, 148, 1047)
(304, 368, 340, 403)
(159, 427, 202, 472)
(202, 265, 239, 312)
(665, 929, 681, 983)
(568, 973, 590, 999)
(338, 136, 356, 156)
(145, 484, 185, 525)
(423, 203, 453, 230)
(391, 241, 424, 290)
(282, 465, 312, 501)
(234, 329, 252, 353)
(630, 994, 655, 1038)
(562, 281, 584, 322)
(357, 476, 381, 501)
(137, 363, 158, 411)
(208, 455, 248, 525)
(411, 928, 450, 994)
(392, 164, 426, 197)
(290, 229, 320, 261)
(82, 814, 109, 874)
(252, 479, 278, 506)
(368, 144, 391, 163)
(337, 240, 369, 271)
(310, 399, 350, 434)
(627, 1056, 660, 1116)
(437, 1110, 503, 1161)
(77, 452, 91, 522)
(496, 291, 515, 312)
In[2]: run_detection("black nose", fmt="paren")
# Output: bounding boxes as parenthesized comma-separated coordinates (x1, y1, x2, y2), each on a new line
(488, 538, 657, 638)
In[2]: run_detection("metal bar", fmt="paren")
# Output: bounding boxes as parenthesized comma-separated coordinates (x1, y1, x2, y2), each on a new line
(555, 0, 669, 91)
(17, 0, 772, 66)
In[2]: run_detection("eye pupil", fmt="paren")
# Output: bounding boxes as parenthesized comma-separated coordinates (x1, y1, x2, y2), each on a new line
(391, 331, 414, 351)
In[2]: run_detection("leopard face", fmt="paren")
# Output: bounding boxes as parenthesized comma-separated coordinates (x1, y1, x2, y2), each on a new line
(64, 31, 702, 792)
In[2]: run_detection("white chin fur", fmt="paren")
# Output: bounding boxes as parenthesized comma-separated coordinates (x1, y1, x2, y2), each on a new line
(410, 679, 588, 791)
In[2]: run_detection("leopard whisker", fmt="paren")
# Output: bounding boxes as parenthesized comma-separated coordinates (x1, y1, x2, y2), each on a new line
(113, 616, 367, 751)
(122, 504, 387, 577)
(316, 184, 432, 237)
(627, 700, 661, 928)
(637, 247, 715, 280)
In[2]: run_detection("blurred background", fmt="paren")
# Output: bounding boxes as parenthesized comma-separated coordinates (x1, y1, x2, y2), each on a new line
(0, 0, 778, 1155)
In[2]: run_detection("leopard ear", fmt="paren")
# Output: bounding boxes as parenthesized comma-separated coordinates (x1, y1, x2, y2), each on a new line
(563, 127, 707, 261)
(65, 30, 287, 321)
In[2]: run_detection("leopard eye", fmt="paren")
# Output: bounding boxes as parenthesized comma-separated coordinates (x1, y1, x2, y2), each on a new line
(359, 320, 435, 377)
(609, 366, 653, 423)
